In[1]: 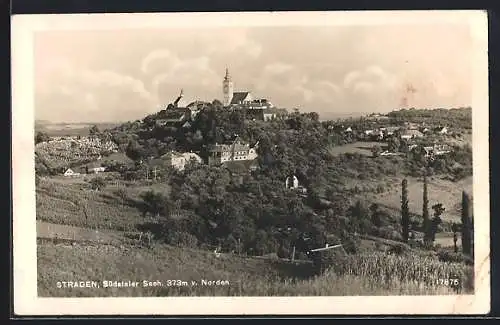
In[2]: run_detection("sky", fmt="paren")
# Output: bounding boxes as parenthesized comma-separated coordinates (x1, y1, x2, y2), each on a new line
(33, 20, 474, 123)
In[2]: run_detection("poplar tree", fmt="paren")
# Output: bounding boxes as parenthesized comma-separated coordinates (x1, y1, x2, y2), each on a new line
(461, 191, 473, 256)
(422, 169, 431, 245)
(401, 178, 410, 242)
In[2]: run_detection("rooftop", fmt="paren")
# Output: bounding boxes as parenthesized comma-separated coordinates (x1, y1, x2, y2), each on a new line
(231, 92, 251, 105)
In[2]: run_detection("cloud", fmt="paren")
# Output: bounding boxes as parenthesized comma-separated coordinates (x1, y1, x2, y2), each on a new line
(343, 65, 399, 93)
(141, 49, 221, 103)
(35, 58, 157, 122)
(34, 24, 473, 122)
(204, 29, 263, 59)
(140, 49, 181, 75)
(256, 62, 343, 109)
(262, 62, 294, 76)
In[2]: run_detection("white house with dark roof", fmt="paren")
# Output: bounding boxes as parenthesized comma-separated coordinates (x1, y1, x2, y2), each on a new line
(63, 168, 80, 177)
(208, 137, 258, 166)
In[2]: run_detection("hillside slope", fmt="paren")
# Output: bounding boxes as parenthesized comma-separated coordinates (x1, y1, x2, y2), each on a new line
(38, 240, 470, 297)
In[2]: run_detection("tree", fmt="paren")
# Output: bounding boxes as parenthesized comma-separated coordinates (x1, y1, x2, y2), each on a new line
(35, 131, 51, 144)
(430, 203, 445, 242)
(422, 169, 432, 245)
(371, 145, 381, 157)
(89, 125, 101, 137)
(401, 179, 410, 243)
(451, 222, 460, 253)
(369, 203, 382, 228)
(126, 139, 145, 161)
(140, 190, 167, 218)
(89, 177, 106, 191)
(387, 136, 400, 153)
(399, 138, 409, 153)
(348, 200, 369, 233)
(461, 191, 473, 256)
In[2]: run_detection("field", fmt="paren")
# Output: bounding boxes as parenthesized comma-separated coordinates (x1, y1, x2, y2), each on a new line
(367, 176, 473, 221)
(36, 176, 150, 231)
(38, 240, 472, 297)
(328, 141, 381, 157)
(36, 173, 473, 297)
(37, 220, 123, 245)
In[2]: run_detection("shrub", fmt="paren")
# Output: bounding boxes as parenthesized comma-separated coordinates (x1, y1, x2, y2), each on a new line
(387, 243, 410, 256)
(437, 250, 473, 265)
(167, 231, 199, 249)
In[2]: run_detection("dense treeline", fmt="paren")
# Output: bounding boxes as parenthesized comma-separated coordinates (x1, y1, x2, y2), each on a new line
(36, 104, 473, 261)
(387, 107, 472, 129)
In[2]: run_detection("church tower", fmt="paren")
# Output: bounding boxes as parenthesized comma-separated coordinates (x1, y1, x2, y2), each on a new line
(222, 68, 234, 107)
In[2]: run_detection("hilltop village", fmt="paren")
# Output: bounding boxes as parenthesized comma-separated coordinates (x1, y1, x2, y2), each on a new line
(35, 67, 475, 296)
(35, 68, 465, 182)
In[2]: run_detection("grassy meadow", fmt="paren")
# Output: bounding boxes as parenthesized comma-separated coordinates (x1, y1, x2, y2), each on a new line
(365, 175, 473, 222)
(38, 240, 472, 297)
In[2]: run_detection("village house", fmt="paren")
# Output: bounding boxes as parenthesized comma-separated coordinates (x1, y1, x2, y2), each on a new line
(400, 129, 424, 140)
(155, 108, 192, 128)
(82, 161, 107, 174)
(155, 90, 205, 128)
(410, 144, 451, 158)
(159, 151, 203, 171)
(246, 107, 285, 121)
(404, 122, 420, 130)
(364, 129, 384, 141)
(420, 127, 431, 134)
(63, 168, 80, 177)
(382, 126, 401, 136)
(437, 126, 448, 134)
(208, 137, 259, 166)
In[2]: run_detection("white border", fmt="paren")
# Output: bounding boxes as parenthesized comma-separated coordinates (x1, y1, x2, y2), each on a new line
(12, 10, 490, 315)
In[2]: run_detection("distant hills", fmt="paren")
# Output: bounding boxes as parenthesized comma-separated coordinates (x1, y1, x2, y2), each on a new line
(35, 120, 122, 137)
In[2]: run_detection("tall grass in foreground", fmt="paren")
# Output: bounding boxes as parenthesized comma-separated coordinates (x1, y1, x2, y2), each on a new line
(157, 252, 473, 296)
(38, 242, 473, 297)
(156, 273, 464, 297)
(324, 252, 474, 294)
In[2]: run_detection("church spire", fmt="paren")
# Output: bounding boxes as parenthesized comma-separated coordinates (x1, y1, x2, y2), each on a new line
(225, 67, 230, 80)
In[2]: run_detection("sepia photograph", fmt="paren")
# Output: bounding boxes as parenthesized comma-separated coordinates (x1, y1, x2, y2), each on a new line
(12, 10, 489, 315)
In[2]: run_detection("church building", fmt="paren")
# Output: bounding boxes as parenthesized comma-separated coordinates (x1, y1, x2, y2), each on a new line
(222, 68, 271, 109)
